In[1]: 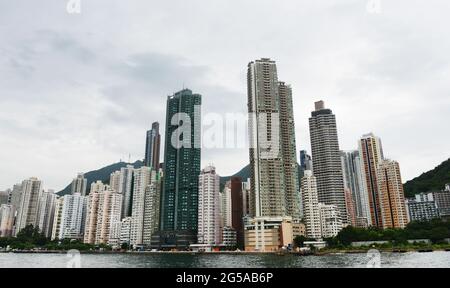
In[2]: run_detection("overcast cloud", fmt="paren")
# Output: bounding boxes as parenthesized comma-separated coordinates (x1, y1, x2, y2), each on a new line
(0, 0, 449, 191)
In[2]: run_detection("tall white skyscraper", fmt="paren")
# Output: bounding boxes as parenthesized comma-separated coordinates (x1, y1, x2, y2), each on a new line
(319, 203, 343, 238)
(301, 171, 322, 239)
(143, 182, 161, 246)
(198, 166, 221, 245)
(36, 190, 57, 238)
(71, 173, 87, 196)
(84, 181, 108, 244)
(59, 193, 87, 240)
(15, 177, 42, 235)
(130, 167, 157, 247)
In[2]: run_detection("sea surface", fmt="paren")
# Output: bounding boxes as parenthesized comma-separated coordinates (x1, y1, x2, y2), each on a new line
(1, 251, 449, 268)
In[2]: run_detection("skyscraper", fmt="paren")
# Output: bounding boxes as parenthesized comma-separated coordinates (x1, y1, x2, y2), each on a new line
(142, 178, 161, 247)
(118, 165, 134, 219)
(376, 160, 409, 229)
(340, 150, 371, 227)
(130, 166, 156, 247)
(359, 133, 384, 227)
(247, 58, 300, 220)
(59, 193, 87, 240)
(36, 190, 57, 238)
(71, 173, 87, 196)
(301, 171, 322, 239)
(197, 166, 221, 246)
(300, 150, 313, 172)
(278, 82, 301, 220)
(15, 177, 42, 235)
(145, 122, 161, 170)
(157, 89, 201, 249)
(308, 101, 347, 224)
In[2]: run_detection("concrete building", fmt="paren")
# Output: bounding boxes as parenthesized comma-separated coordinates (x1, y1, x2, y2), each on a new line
(376, 160, 409, 229)
(59, 193, 87, 240)
(433, 190, 450, 218)
(197, 166, 221, 246)
(95, 190, 123, 245)
(222, 226, 237, 248)
(143, 180, 161, 247)
(119, 217, 132, 247)
(247, 58, 300, 220)
(309, 101, 347, 225)
(319, 203, 343, 238)
(344, 187, 357, 227)
(118, 165, 134, 219)
(301, 171, 322, 239)
(0, 204, 14, 237)
(359, 133, 384, 227)
(292, 222, 306, 238)
(51, 196, 64, 240)
(300, 150, 313, 172)
(340, 150, 371, 227)
(109, 171, 121, 195)
(71, 173, 87, 196)
(130, 167, 157, 247)
(244, 216, 293, 252)
(84, 181, 108, 244)
(15, 177, 42, 235)
(36, 190, 56, 238)
(145, 121, 161, 170)
(406, 193, 440, 222)
(0, 191, 9, 205)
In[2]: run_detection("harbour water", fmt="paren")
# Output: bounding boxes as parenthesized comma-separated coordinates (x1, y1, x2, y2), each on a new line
(1, 251, 449, 268)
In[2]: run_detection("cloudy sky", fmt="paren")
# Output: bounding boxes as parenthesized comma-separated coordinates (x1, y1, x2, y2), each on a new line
(1, 0, 449, 191)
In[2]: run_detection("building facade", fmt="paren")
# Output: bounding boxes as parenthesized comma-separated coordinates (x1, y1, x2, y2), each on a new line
(15, 177, 42, 235)
(309, 101, 347, 225)
(376, 160, 409, 229)
(157, 89, 202, 249)
(59, 193, 87, 240)
(301, 171, 322, 239)
(145, 121, 161, 170)
(406, 193, 440, 222)
(71, 173, 87, 196)
(359, 133, 384, 227)
(197, 166, 221, 246)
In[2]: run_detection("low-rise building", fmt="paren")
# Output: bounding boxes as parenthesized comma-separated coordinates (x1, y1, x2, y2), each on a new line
(244, 217, 293, 252)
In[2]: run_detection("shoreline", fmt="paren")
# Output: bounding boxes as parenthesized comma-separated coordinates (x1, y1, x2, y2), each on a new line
(1, 249, 449, 255)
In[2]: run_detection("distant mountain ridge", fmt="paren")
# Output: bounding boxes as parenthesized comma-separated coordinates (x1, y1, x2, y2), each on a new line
(57, 160, 144, 196)
(57, 158, 450, 199)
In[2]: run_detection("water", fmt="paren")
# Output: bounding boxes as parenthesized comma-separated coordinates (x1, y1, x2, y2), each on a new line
(1, 252, 449, 268)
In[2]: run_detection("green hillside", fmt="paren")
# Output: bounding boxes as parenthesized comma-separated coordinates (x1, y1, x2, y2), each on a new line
(57, 160, 144, 196)
(404, 158, 450, 198)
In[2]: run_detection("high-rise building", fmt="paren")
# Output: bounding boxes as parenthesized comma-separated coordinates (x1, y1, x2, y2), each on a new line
(319, 203, 343, 238)
(301, 171, 322, 239)
(145, 122, 161, 170)
(51, 196, 64, 240)
(95, 190, 123, 245)
(406, 193, 440, 222)
(278, 82, 301, 220)
(157, 89, 201, 249)
(130, 167, 158, 247)
(197, 166, 221, 246)
(0, 191, 9, 205)
(15, 177, 42, 235)
(344, 188, 357, 227)
(242, 179, 252, 216)
(117, 165, 134, 219)
(359, 133, 384, 227)
(340, 151, 371, 227)
(36, 190, 56, 238)
(376, 160, 409, 229)
(143, 178, 161, 246)
(300, 150, 313, 172)
(109, 171, 121, 194)
(308, 101, 347, 224)
(247, 58, 300, 220)
(119, 217, 132, 247)
(84, 181, 105, 244)
(0, 204, 14, 237)
(59, 193, 87, 240)
(71, 173, 87, 196)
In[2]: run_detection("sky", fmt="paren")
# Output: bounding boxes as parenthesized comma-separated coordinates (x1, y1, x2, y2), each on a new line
(0, 0, 449, 191)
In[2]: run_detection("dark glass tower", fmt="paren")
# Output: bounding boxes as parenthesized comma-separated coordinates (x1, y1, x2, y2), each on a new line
(144, 122, 161, 170)
(155, 89, 201, 249)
